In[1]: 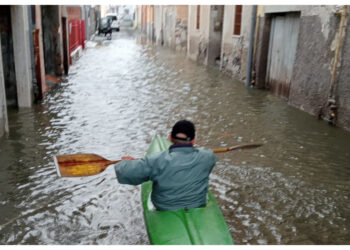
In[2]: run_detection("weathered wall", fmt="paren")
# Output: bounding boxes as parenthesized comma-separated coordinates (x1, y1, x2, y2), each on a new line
(187, 5, 211, 64)
(254, 14, 271, 89)
(0, 6, 18, 107)
(83, 6, 90, 39)
(154, 6, 163, 45)
(154, 5, 187, 51)
(175, 5, 188, 51)
(41, 6, 63, 77)
(177, 5, 188, 20)
(0, 37, 9, 137)
(254, 5, 350, 131)
(11, 5, 33, 107)
(283, 6, 339, 120)
(58, 6, 65, 75)
(86, 7, 97, 39)
(146, 6, 155, 41)
(41, 6, 57, 76)
(142, 6, 147, 32)
(220, 5, 252, 80)
(163, 6, 176, 49)
(135, 5, 142, 30)
(288, 12, 336, 115)
(60, 6, 69, 75)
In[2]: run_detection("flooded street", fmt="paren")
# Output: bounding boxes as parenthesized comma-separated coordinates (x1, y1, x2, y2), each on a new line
(1, 29, 350, 244)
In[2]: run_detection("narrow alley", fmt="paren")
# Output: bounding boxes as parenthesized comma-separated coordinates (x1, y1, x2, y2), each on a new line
(0, 29, 350, 244)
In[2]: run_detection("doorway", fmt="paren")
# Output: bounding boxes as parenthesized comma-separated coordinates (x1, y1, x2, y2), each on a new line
(41, 6, 62, 77)
(62, 17, 69, 75)
(0, 6, 18, 108)
(207, 5, 224, 67)
(266, 12, 300, 99)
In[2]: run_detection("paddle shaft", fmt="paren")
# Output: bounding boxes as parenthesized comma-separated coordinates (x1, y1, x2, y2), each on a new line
(56, 143, 262, 177)
(212, 143, 263, 153)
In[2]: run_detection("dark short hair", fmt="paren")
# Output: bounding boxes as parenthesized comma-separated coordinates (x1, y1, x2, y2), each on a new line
(171, 120, 195, 141)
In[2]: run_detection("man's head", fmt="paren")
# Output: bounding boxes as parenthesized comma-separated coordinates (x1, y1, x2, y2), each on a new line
(169, 120, 196, 145)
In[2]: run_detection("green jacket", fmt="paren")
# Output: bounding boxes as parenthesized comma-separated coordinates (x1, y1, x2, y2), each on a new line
(114, 145, 216, 211)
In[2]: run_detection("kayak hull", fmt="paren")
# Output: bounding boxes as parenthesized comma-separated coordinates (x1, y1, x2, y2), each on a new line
(141, 135, 234, 245)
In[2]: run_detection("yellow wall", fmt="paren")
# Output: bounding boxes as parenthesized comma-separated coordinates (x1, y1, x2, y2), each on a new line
(177, 5, 188, 20)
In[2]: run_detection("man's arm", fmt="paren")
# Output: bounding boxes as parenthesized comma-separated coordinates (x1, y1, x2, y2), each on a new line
(114, 157, 152, 185)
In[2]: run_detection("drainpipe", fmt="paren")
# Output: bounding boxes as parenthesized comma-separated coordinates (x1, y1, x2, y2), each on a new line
(253, 6, 261, 60)
(245, 5, 257, 87)
(251, 6, 261, 86)
(327, 5, 347, 125)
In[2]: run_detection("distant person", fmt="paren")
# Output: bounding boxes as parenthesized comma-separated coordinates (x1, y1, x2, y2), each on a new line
(114, 120, 216, 211)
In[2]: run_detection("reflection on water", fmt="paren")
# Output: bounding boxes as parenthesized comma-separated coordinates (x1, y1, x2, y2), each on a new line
(0, 31, 350, 244)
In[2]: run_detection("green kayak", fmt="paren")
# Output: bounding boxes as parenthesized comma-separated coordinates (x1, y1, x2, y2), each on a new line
(141, 135, 234, 245)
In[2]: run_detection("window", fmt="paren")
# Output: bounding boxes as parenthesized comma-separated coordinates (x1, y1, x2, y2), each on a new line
(233, 5, 242, 35)
(196, 5, 200, 30)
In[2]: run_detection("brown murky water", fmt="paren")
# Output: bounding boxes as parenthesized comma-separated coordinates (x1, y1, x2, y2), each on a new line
(0, 30, 350, 244)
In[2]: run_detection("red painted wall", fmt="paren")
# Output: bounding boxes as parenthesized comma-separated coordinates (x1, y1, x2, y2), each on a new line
(68, 19, 86, 64)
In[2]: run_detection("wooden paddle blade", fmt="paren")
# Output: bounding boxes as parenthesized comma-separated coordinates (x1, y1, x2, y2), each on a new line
(213, 143, 263, 153)
(54, 153, 120, 177)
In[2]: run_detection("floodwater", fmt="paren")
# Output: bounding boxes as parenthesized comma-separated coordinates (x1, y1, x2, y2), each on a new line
(1, 29, 350, 245)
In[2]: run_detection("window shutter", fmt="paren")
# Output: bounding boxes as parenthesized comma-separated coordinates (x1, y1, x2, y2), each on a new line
(233, 5, 242, 35)
(196, 5, 200, 30)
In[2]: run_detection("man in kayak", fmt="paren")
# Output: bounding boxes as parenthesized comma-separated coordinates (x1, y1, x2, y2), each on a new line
(114, 120, 216, 211)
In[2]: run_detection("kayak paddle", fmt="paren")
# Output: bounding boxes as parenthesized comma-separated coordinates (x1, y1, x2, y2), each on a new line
(54, 143, 263, 177)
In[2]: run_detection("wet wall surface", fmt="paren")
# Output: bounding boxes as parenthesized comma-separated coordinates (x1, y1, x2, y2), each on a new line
(0, 6, 18, 108)
(41, 5, 60, 76)
(0, 30, 350, 244)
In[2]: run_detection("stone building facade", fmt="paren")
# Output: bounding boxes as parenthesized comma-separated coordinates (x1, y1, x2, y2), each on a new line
(188, 5, 224, 67)
(253, 5, 350, 131)
(154, 5, 188, 51)
(187, 5, 211, 65)
(0, 5, 71, 138)
(220, 5, 253, 81)
(138, 5, 154, 41)
(128, 5, 350, 132)
(0, 37, 8, 137)
(146, 5, 155, 41)
(175, 6, 188, 51)
(0, 5, 36, 137)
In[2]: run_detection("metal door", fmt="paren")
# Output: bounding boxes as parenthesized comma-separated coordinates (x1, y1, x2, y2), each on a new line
(266, 13, 300, 99)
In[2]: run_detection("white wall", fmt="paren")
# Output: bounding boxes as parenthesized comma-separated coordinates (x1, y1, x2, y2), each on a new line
(163, 6, 176, 49)
(187, 5, 211, 63)
(0, 37, 9, 137)
(154, 6, 163, 45)
(220, 5, 252, 79)
(11, 5, 33, 107)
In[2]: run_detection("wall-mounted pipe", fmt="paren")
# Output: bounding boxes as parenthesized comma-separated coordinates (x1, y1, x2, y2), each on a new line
(251, 6, 262, 86)
(246, 5, 257, 87)
(327, 5, 348, 125)
(253, 6, 262, 61)
(329, 5, 347, 99)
